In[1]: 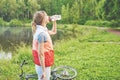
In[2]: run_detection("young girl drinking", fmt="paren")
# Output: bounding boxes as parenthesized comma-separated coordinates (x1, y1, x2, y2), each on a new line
(32, 11, 57, 80)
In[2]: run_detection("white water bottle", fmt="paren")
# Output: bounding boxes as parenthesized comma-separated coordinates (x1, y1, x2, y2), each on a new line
(49, 15, 61, 21)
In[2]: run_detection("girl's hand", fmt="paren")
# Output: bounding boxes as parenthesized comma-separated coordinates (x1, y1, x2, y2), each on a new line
(41, 72, 46, 80)
(52, 19, 56, 23)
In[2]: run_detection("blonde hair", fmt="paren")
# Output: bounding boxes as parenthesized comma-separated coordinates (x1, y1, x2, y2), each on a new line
(31, 11, 47, 34)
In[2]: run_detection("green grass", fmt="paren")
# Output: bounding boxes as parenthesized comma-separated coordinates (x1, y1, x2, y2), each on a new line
(0, 24, 120, 80)
(54, 39, 120, 80)
(58, 24, 120, 42)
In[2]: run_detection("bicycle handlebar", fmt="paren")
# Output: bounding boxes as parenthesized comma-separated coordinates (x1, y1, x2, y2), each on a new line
(20, 60, 28, 67)
(19, 60, 28, 80)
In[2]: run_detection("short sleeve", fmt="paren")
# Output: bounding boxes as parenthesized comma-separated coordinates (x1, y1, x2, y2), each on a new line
(38, 32, 47, 43)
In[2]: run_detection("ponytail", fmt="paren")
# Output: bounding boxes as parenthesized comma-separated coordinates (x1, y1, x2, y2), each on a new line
(31, 21, 36, 35)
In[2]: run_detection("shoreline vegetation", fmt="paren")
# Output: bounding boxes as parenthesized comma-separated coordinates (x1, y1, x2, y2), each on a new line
(0, 18, 120, 28)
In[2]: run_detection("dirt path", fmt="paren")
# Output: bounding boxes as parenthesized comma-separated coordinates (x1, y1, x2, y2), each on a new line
(107, 29, 120, 36)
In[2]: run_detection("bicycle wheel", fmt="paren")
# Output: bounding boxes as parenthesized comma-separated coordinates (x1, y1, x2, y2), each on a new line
(52, 66, 77, 80)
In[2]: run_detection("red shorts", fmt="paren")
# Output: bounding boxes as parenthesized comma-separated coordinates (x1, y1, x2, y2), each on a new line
(32, 50, 54, 67)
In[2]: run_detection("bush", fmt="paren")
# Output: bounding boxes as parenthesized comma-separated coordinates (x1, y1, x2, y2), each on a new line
(9, 19, 23, 27)
(0, 18, 8, 27)
(78, 19, 87, 25)
(12, 43, 33, 64)
(85, 20, 112, 27)
(21, 19, 32, 27)
(111, 20, 120, 27)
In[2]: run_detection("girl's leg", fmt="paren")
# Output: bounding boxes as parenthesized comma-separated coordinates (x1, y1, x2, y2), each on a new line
(35, 65, 43, 80)
(45, 67, 51, 80)
(35, 65, 51, 80)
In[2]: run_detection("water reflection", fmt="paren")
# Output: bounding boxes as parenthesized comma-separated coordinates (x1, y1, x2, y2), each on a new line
(0, 27, 32, 52)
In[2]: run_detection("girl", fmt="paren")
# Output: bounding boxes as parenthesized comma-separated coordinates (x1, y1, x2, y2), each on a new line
(32, 11, 57, 80)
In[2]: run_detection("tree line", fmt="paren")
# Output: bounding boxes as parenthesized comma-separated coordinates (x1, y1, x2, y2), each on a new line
(0, 0, 120, 26)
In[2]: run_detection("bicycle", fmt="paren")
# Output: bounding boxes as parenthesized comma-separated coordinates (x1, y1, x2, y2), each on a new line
(19, 60, 77, 80)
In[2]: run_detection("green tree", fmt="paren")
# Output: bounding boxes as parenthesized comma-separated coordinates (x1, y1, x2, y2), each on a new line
(37, 0, 52, 15)
(0, 0, 18, 21)
(0, 0, 120, 26)
(26, 0, 40, 19)
(79, 0, 98, 20)
(16, 0, 26, 19)
(70, 1, 80, 24)
(0, 0, 40, 21)
(61, 4, 70, 23)
(95, 0, 120, 21)
(95, 0, 106, 20)
(104, 0, 120, 20)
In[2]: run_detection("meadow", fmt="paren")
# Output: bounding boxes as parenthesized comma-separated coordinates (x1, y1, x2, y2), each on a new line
(0, 24, 120, 80)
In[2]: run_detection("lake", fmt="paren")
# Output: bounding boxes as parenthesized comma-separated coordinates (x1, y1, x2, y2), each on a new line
(0, 27, 32, 59)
